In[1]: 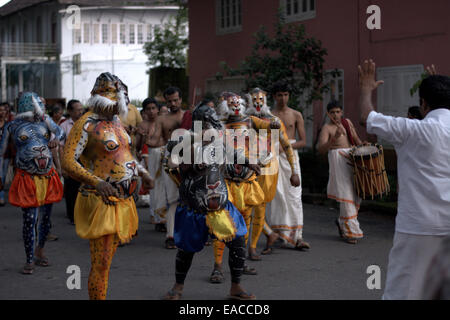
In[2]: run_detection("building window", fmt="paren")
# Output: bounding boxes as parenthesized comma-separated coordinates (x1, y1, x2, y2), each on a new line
(216, 0, 242, 35)
(137, 24, 144, 44)
(120, 24, 126, 44)
(129, 24, 135, 44)
(146, 24, 152, 42)
(111, 24, 118, 44)
(22, 21, 28, 42)
(83, 23, 90, 44)
(282, 0, 316, 22)
(73, 28, 81, 44)
(102, 24, 109, 44)
(73, 53, 81, 75)
(93, 24, 100, 44)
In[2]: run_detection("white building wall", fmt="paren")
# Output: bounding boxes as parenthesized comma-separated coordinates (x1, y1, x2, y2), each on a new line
(60, 7, 178, 104)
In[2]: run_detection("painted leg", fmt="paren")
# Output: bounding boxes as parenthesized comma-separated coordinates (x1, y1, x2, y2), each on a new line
(249, 204, 266, 260)
(22, 207, 39, 265)
(88, 234, 119, 300)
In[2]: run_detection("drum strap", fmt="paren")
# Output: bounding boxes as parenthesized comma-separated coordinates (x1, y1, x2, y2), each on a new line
(341, 118, 355, 146)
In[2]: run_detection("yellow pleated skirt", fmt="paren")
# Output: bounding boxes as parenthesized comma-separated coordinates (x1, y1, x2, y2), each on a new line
(74, 192, 138, 243)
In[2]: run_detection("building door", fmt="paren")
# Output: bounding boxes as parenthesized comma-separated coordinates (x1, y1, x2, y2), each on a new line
(376, 64, 424, 146)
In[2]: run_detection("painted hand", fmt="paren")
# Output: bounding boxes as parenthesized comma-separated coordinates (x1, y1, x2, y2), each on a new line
(95, 180, 120, 205)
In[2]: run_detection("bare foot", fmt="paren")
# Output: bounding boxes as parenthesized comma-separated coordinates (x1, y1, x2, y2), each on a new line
(248, 248, 261, 261)
(34, 247, 49, 266)
(164, 283, 184, 300)
(229, 283, 256, 300)
(262, 232, 279, 255)
(267, 232, 279, 246)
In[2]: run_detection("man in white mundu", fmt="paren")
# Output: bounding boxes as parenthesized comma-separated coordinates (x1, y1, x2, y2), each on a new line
(262, 82, 309, 252)
(317, 100, 365, 244)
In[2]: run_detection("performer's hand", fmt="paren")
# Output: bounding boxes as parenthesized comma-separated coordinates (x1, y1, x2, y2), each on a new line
(358, 59, 384, 92)
(95, 181, 119, 205)
(48, 139, 58, 149)
(248, 164, 261, 176)
(290, 174, 300, 187)
(270, 118, 281, 130)
(426, 64, 437, 76)
(142, 174, 154, 191)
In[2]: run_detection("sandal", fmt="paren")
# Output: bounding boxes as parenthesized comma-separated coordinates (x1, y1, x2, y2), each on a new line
(228, 291, 256, 300)
(165, 237, 177, 249)
(209, 269, 225, 284)
(164, 289, 183, 300)
(22, 263, 35, 275)
(243, 265, 257, 275)
(34, 257, 49, 267)
(261, 247, 273, 255)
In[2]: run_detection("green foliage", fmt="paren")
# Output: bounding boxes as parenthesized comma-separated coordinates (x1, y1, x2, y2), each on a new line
(220, 8, 339, 111)
(410, 72, 428, 97)
(144, 2, 188, 69)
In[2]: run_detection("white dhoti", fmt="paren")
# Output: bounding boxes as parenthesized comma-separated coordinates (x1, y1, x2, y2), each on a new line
(147, 147, 179, 225)
(383, 232, 446, 300)
(265, 151, 304, 248)
(327, 148, 363, 239)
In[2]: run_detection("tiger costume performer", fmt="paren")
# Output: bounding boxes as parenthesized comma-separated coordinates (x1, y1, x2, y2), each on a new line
(0, 92, 65, 275)
(62, 73, 153, 300)
(244, 88, 301, 259)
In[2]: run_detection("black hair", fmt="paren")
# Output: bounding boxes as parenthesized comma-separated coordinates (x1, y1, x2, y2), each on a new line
(327, 100, 342, 112)
(67, 99, 81, 111)
(142, 97, 158, 111)
(271, 81, 291, 96)
(407, 106, 423, 120)
(163, 86, 182, 99)
(49, 104, 64, 117)
(419, 75, 450, 111)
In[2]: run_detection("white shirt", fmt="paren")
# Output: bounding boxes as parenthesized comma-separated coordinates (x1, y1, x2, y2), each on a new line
(59, 118, 75, 146)
(367, 109, 450, 235)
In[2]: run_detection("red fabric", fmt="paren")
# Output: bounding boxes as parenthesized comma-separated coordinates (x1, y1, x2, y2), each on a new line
(180, 110, 192, 130)
(9, 168, 63, 208)
(341, 118, 355, 146)
(141, 143, 148, 155)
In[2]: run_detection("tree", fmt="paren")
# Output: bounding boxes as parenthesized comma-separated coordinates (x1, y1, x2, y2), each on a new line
(219, 8, 339, 111)
(143, 1, 188, 69)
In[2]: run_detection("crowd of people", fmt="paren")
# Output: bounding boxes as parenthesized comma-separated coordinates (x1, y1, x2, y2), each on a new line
(0, 60, 449, 300)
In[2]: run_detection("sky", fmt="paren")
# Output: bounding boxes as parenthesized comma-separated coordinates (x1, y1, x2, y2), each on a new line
(0, 0, 11, 8)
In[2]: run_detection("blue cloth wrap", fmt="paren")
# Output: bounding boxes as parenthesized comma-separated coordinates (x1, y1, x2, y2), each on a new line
(174, 200, 247, 253)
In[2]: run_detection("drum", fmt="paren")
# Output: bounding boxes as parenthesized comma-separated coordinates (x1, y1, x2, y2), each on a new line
(349, 144, 390, 200)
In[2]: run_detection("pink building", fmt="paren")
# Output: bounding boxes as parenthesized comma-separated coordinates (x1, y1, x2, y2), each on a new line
(187, 0, 450, 147)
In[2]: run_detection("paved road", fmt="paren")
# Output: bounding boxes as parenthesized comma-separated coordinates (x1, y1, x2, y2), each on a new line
(0, 200, 395, 300)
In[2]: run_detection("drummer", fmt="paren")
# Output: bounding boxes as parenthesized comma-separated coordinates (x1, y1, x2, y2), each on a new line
(317, 100, 365, 244)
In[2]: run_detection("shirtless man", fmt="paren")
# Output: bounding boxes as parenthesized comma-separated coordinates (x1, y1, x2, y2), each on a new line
(263, 82, 309, 252)
(146, 87, 185, 249)
(317, 100, 364, 244)
(136, 98, 159, 153)
(146, 87, 185, 148)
